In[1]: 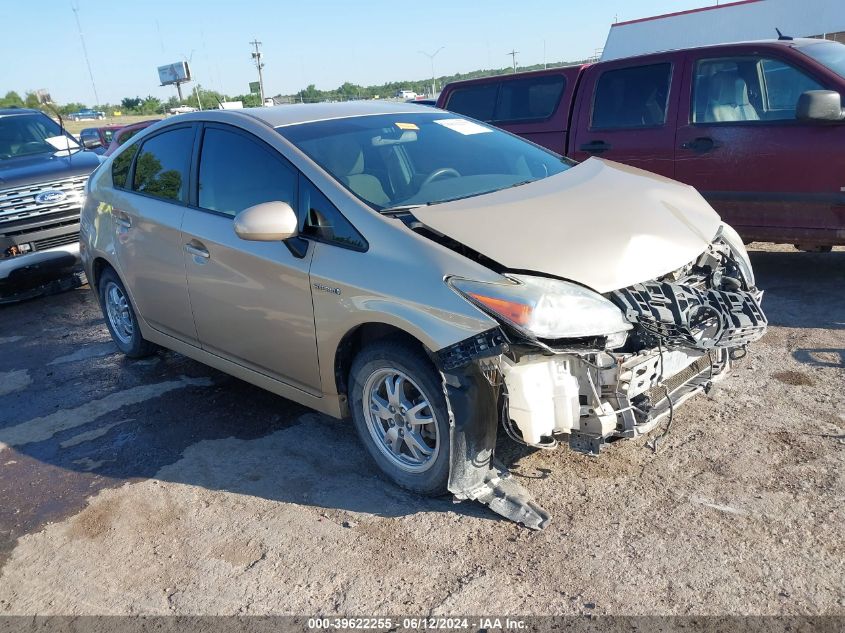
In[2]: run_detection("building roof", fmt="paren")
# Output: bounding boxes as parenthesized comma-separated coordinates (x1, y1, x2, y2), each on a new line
(602, 0, 845, 61)
(612, 0, 763, 28)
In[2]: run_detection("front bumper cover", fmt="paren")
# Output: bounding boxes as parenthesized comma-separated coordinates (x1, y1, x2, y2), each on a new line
(0, 243, 85, 304)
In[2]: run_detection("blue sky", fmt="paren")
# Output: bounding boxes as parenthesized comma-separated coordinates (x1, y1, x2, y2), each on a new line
(1, 1, 710, 105)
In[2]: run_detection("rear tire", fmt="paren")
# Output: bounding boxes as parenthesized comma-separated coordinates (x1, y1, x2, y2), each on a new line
(98, 267, 155, 358)
(349, 340, 450, 496)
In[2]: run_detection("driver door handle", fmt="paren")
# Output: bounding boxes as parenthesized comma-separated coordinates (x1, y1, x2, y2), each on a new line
(185, 242, 210, 259)
(681, 137, 720, 153)
(114, 210, 131, 228)
(579, 140, 612, 154)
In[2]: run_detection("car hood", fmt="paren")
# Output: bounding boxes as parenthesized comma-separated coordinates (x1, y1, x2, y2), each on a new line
(0, 150, 100, 190)
(413, 158, 722, 293)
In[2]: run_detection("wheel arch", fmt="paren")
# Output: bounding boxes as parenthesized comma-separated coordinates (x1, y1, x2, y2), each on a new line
(332, 322, 435, 417)
(90, 256, 113, 291)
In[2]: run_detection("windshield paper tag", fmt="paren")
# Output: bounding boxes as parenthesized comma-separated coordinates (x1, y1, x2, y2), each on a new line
(45, 136, 77, 151)
(395, 122, 419, 130)
(433, 118, 491, 135)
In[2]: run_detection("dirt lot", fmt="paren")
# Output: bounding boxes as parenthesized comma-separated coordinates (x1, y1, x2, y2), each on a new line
(0, 244, 842, 616)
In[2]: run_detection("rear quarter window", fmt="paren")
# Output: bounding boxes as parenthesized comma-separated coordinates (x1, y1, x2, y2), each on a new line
(111, 144, 138, 189)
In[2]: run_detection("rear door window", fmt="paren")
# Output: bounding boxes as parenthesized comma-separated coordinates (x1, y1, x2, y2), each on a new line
(591, 63, 672, 129)
(132, 127, 194, 202)
(197, 126, 297, 217)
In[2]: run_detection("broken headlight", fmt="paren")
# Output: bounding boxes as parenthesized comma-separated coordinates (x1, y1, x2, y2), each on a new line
(717, 224, 755, 288)
(448, 274, 632, 344)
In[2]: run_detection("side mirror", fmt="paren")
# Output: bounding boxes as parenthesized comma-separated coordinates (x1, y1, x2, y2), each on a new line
(796, 90, 845, 122)
(82, 137, 102, 149)
(233, 201, 298, 241)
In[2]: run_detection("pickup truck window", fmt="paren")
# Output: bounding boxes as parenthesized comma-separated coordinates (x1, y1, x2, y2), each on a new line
(591, 63, 671, 130)
(693, 57, 822, 124)
(446, 76, 566, 124)
(495, 75, 565, 123)
(447, 83, 498, 122)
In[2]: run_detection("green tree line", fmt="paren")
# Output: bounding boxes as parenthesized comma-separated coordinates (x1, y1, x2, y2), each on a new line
(2, 57, 586, 114)
(289, 59, 588, 103)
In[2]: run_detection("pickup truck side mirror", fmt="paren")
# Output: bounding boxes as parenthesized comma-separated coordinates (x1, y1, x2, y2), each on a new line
(234, 201, 299, 241)
(82, 137, 102, 149)
(796, 90, 845, 122)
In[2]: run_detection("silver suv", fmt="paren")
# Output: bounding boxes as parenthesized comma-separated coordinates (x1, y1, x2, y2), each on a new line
(80, 102, 766, 527)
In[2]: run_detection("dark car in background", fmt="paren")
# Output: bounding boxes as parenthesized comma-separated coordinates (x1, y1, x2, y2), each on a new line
(79, 125, 123, 154)
(0, 108, 101, 302)
(438, 38, 845, 250)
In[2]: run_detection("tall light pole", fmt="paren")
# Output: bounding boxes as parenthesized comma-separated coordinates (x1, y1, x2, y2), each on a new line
(419, 47, 444, 98)
(250, 39, 265, 103)
(70, 1, 100, 107)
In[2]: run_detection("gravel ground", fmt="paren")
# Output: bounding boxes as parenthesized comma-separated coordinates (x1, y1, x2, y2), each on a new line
(0, 243, 842, 616)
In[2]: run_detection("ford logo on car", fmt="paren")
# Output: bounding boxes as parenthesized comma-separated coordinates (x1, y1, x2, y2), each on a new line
(34, 190, 67, 205)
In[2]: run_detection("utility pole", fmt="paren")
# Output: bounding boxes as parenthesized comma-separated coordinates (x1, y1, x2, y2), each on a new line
(419, 47, 444, 98)
(250, 39, 265, 104)
(507, 49, 519, 72)
(70, 1, 100, 107)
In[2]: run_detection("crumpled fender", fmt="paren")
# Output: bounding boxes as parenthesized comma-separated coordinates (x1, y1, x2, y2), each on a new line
(438, 356, 551, 530)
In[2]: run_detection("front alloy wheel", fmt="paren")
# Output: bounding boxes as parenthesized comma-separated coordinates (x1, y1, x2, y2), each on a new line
(349, 340, 450, 495)
(362, 368, 440, 474)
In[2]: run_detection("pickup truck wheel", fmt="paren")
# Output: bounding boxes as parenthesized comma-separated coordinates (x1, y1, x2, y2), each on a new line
(98, 268, 155, 358)
(349, 340, 449, 496)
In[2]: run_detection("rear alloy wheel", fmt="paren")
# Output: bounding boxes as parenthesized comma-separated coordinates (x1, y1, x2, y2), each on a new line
(349, 341, 450, 495)
(98, 268, 156, 358)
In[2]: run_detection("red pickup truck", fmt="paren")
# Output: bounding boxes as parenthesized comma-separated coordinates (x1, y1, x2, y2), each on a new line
(437, 38, 845, 250)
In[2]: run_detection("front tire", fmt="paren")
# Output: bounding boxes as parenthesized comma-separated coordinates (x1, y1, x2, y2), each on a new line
(349, 340, 450, 495)
(98, 267, 155, 358)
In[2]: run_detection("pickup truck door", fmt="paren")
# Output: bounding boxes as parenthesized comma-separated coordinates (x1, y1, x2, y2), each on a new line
(570, 53, 684, 177)
(675, 47, 845, 245)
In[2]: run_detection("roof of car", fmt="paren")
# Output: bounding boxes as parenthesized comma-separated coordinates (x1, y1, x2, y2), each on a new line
(0, 107, 43, 116)
(606, 37, 830, 62)
(237, 101, 427, 128)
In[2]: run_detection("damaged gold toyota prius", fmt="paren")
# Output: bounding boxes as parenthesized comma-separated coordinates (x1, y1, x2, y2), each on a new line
(80, 102, 767, 528)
